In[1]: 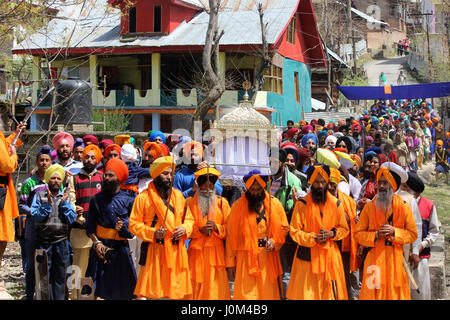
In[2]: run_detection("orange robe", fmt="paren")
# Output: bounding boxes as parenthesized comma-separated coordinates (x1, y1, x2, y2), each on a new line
(129, 182, 194, 299)
(338, 190, 359, 272)
(0, 131, 22, 242)
(354, 194, 417, 300)
(187, 194, 231, 300)
(286, 192, 349, 300)
(226, 192, 289, 300)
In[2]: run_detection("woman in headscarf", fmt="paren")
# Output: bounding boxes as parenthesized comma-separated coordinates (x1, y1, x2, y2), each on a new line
(412, 121, 425, 169)
(393, 131, 409, 170)
(357, 153, 381, 212)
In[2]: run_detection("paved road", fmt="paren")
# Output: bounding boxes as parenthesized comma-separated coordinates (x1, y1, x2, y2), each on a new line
(364, 55, 417, 87)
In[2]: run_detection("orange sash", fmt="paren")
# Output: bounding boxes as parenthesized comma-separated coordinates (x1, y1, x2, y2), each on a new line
(188, 194, 226, 283)
(370, 194, 406, 288)
(228, 192, 286, 282)
(147, 182, 188, 270)
(303, 192, 341, 281)
(96, 225, 127, 241)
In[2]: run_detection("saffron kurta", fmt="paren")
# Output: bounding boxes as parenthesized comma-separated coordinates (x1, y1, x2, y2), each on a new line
(338, 189, 359, 272)
(187, 194, 231, 300)
(354, 194, 418, 300)
(226, 192, 289, 300)
(286, 192, 349, 300)
(0, 131, 22, 242)
(129, 182, 194, 299)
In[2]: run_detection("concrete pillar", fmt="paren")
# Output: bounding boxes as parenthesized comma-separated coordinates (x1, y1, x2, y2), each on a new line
(152, 113, 160, 131)
(151, 53, 160, 106)
(32, 56, 41, 104)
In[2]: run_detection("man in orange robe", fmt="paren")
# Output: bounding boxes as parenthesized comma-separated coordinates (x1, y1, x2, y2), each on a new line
(327, 168, 360, 299)
(187, 167, 231, 300)
(0, 123, 25, 283)
(354, 167, 418, 300)
(287, 164, 349, 300)
(129, 156, 195, 299)
(226, 170, 289, 300)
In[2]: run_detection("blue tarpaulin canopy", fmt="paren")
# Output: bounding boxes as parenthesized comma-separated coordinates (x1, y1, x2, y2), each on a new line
(338, 82, 450, 100)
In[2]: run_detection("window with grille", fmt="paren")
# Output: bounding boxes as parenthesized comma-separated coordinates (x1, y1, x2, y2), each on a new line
(263, 64, 283, 95)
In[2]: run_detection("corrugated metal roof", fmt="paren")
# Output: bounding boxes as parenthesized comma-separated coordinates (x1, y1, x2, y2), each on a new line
(326, 47, 350, 69)
(14, 0, 299, 51)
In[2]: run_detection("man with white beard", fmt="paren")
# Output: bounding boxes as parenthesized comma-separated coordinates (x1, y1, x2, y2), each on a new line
(186, 167, 231, 300)
(354, 166, 418, 300)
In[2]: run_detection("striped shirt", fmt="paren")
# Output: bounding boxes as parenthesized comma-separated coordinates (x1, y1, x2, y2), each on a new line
(19, 173, 46, 240)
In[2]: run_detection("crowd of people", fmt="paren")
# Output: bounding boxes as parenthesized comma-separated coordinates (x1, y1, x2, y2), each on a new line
(0, 97, 449, 301)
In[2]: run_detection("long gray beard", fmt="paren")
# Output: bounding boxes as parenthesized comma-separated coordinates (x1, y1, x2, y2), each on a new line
(375, 187, 394, 213)
(198, 190, 216, 217)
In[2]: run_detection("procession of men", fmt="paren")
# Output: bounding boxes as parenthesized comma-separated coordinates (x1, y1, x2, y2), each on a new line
(0, 97, 448, 300)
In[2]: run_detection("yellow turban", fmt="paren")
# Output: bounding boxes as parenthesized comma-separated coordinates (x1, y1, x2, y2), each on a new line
(44, 164, 66, 183)
(316, 148, 340, 169)
(329, 168, 341, 184)
(149, 156, 175, 179)
(114, 135, 131, 146)
(194, 167, 221, 179)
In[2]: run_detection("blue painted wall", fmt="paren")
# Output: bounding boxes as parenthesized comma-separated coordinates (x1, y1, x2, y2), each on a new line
(267, 57, 311, 125)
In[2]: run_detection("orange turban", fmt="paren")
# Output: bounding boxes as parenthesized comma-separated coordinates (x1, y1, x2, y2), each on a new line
(432, 117, 439, 123)
(308, 165, 330, 185)
(183, 141, 203, 158)
(436, 139, 443, 147)
(105, 144, 122, 158)
(144, 141, 164, 160)
(105, 158, 129, 184)
(427, 120, 433, 126)
(376, 167, 399, 192)
(299, 120, 306, 126)
(82, 144, 102, 164)
(329, 168, 341, 184)
(446, 132, 450, 138)
(349, 154, 361, 169)
(149, 156, 175, 179)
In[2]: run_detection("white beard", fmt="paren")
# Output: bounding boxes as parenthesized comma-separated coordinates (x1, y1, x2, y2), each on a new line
(375, 187, 394, 213)
(198, 189, 216, 217)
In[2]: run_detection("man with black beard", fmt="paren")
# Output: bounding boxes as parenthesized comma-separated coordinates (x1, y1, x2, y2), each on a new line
(52, 132, 83, 176)
(67, 144, 104, 299)
(226, 170, 289, 299)
(30, 164, 76, 300)
(287, 164, 349, 300)
(174, 141, 222, 198)
(130, 156, 195, 299)
(84, 158, 137, 300)
(269, 148, 303, 294)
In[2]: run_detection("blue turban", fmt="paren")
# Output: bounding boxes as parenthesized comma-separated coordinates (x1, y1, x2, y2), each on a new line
(318, 130, 328, 140)
(367, 146, 382, 154)
(301, 133, 318, 148)
(37, 145, 52, 159)
(404, 119, 410, 126)
(148, 130, 166, 144)
(73, 138, 85, 149)
(364, 151, 377, 158)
